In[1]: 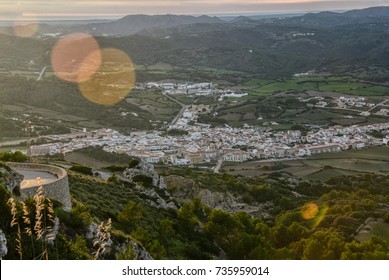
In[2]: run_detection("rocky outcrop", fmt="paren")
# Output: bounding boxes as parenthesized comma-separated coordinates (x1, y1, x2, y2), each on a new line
(197, 189, 244, 210)
(165, 175, 242, 210)
(133, 184, 177, 210)
(123, 162, 176, 210)
(44, 218, 60, 246)
(0, 229, 7, 260)
(165, 175, 267, 216)
(116, 239, 153, 260)
(130, 240, 153, 260)
(123, 161, 167, 190)
(0, 164, 23, 194)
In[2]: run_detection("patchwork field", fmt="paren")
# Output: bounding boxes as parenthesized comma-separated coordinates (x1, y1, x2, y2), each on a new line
(247, 76, 389, 97)
(224, 146, 389, 180)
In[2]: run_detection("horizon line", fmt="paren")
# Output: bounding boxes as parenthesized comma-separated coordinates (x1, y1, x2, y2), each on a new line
(0, 5, 387, 22)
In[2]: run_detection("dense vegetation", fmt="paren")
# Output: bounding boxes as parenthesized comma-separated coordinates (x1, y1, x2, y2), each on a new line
(0, 151, 28, 163)
(69, 164, 93, 176)
(2, 159, 389, 259)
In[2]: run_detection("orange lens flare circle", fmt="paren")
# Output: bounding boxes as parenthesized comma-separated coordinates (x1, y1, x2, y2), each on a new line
(301, 202, 319, 220)
(79, 48, 136, 106)
(51, 33, 102, 83)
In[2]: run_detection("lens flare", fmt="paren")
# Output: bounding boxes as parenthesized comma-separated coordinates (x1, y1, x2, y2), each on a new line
(312, 204, 329, 229)
(301, 202, 319, 220)
(13, 19, 39, 37)
(78, 48, 136, 106)
(51, 33, 102, 83)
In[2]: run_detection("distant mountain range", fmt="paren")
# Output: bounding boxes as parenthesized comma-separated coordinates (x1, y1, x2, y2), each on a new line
(0, 6, 388, 79)
(1, 14, 223, 37)
(278, 6, 389, 27)
(53, 6, 389, 35)
(1, 6, 389, 37)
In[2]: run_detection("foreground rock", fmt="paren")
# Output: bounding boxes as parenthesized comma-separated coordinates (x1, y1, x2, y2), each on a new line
(122, 161, 177, 210)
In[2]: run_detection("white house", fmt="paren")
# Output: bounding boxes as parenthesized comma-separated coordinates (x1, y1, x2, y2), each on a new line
(223, 149, 249, 162)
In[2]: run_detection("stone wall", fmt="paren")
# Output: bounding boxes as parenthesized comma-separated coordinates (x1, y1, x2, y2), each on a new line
(6, 162, 72, 211)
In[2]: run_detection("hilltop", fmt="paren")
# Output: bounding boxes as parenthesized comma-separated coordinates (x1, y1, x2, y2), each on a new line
(1, 152, 389, 260)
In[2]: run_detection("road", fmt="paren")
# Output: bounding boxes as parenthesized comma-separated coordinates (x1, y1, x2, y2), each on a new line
(37, 66, 47, 81)
(368, 99, 389, 113)
(213, 157, 223, 173)
(164, 94, 187, 127)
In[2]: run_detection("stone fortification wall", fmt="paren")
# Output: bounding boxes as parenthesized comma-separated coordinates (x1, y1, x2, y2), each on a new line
(6, 162, 71, 210)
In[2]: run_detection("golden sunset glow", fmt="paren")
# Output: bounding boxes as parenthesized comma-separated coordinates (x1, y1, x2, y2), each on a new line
(301, 202, 329, 229)
(301, 202, 319, 220)
(78, 48, 136, 106)
(51, 33, 102, 83)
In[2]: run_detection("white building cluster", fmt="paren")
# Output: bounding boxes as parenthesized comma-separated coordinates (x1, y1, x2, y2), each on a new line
(28, 122, 389, 166)
(138, 81, 249, 98)
(142, 82, 216, 96)
(338, 96, 375, 109)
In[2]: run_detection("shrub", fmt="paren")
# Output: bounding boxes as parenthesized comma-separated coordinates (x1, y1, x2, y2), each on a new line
(0, 151, 28, 163)
(70, 165, 93, 176)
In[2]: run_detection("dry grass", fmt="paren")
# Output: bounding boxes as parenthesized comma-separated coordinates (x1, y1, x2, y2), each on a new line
(8, 197, 22, 260)
(7, 183, 58, 260)
(93, 218, 112, 260)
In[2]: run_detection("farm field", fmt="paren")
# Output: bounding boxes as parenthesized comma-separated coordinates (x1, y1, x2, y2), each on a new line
(65, 152, 114, 169)
(247, 76, 389, 97)
(224, 146, 389, 180)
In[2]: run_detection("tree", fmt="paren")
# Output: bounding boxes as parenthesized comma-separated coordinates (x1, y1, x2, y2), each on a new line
(177, 202, 199, 234)
(342, 237, 389, 260)
(130, 226, 150, 245)
(0, 151, 28, 163)
(117, 242, 136, 260)
(302, 230, 345, 260)
(107, 173, 119, 184)
(69, 236, 92, 260)
(117, 201, 143, 227)
(148, 240, 167, 260)
(70, 165, 93, 176)
(158, 218, 175, 244)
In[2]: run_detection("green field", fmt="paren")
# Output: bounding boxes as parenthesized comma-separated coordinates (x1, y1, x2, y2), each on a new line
(197, 66, 247, 75)
(247, 76, 389, 96)
(147, 62, 175, 72)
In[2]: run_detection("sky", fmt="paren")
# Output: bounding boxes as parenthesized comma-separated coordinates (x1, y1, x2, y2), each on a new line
(1, 0, 389, 19)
